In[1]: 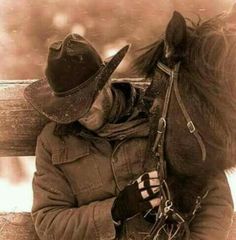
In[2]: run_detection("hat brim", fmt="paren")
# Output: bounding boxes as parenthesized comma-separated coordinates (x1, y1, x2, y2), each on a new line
(24, 44, 130, 124)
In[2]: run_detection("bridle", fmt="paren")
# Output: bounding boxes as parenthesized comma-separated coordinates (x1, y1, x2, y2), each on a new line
(145, 61, 207, 240)
(153, 61, 206, 166)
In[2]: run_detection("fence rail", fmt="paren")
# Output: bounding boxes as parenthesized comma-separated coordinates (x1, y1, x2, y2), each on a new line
(0, 212, 235, 240)
(0, 79, 147, 156)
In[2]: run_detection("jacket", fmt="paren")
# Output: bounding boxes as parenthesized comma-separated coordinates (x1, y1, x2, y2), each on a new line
(32, 121, 234, 240)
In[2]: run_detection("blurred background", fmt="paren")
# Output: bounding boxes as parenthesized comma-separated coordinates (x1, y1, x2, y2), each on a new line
(0, 0, 235, 212)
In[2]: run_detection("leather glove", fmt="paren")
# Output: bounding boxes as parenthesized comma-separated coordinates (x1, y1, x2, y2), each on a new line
(112, 170, 161, 222)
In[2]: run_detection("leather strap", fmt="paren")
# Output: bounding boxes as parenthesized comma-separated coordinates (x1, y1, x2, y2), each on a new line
(173, 71, 206, 162)
(156, 61, 206, 162)
(146, 61, 207, 239)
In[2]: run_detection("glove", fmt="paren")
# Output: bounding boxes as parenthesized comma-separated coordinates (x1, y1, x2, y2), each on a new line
(112, 170, 161, 222)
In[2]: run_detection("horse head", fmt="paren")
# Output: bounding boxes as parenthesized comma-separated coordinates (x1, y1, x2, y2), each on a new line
(135, 11, 236, 212)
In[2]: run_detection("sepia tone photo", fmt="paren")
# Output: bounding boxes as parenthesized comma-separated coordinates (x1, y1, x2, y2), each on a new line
(0, 1, 236, 239)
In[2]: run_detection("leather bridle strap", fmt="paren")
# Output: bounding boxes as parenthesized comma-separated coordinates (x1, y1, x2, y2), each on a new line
(173, 67, 206, 162)
(147, 61, 206, 240)
(152, 62, 180, 180)
(155, 61, 206, 162)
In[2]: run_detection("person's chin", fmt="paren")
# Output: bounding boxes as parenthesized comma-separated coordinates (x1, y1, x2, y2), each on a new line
(83, 119, 105, 132)
(89, 123, 105, 131)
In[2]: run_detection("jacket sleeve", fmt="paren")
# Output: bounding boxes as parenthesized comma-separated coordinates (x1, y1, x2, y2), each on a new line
(189, 172, 234, 240)
(31, 135, 117, 240)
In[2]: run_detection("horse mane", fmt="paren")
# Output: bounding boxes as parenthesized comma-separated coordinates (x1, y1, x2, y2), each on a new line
(134, 15, 236, 169)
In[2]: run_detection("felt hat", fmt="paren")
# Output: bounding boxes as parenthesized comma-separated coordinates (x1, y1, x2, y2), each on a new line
(24, 33, 129, 124)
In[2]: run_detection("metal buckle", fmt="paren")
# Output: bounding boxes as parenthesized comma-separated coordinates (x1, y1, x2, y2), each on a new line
(192, 196, 202, 215)
(164, 200, 173, 215)
(157, 117, 166, 133)
(187, 121, 196, 133)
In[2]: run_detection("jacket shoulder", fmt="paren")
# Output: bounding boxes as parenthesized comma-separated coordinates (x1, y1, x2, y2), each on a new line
(39, 122, 57, 140)
(38, 122, 89, 157)
(37, 122, 60, 151)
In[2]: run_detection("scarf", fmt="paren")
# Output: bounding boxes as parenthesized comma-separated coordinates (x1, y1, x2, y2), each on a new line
(96, 83, 150, 141)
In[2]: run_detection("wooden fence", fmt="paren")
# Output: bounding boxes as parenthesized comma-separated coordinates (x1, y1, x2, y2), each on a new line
(0, 80, 235, 240)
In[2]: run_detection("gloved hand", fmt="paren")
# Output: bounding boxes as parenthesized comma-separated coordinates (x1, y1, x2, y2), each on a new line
(112, 170, 161, 222)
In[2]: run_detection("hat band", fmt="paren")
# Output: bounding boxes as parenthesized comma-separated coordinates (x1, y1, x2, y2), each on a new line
(53, 64, 105, 97)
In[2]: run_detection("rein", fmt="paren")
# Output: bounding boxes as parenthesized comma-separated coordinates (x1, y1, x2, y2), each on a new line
(145, 62, 207, 240)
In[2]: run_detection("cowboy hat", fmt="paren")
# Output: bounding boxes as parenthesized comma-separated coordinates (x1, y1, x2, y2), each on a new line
(24, 33, 130, 124)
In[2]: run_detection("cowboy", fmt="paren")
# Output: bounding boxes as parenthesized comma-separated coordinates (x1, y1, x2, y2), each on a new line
(24, 33, 233, 240)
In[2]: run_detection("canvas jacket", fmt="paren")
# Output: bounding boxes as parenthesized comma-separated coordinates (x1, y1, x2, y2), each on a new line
(32, 121, 234, 240)
(32, 83, 234, 240)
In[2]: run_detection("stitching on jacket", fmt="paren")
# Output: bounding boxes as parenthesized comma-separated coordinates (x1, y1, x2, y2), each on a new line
(92, 203, 100, 240)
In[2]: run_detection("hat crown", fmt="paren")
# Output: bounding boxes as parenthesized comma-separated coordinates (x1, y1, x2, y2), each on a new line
(45, 33, 103, 93)
(24, 36, 129, 124)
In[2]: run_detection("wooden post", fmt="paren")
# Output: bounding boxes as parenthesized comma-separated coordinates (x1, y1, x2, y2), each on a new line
(0, 213, 39, 240)
(0, 80, 48, 156)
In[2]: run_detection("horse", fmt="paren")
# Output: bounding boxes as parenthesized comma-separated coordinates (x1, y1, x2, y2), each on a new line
(134, 10, 236, 238)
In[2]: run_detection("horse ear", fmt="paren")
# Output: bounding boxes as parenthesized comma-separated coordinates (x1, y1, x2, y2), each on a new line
(165, 11, 187, 59)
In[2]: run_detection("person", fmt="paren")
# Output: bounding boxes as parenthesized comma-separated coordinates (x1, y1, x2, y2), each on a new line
(24, 33, 233, 240)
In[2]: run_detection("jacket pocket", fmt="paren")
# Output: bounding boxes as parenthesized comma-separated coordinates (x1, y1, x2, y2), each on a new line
(51, 136, 103, 195)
